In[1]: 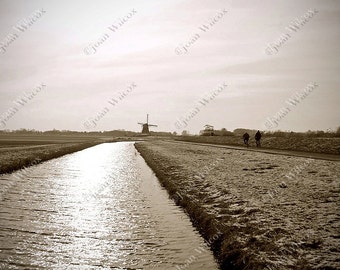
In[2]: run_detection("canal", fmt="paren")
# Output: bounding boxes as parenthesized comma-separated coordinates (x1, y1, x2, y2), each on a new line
(0, 142, 218, 269)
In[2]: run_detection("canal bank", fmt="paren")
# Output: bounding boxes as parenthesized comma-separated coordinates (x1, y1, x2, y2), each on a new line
(135, 141, 340, 270)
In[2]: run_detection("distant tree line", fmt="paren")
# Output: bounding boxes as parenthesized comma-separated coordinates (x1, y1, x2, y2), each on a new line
(0, 128, 173, 137)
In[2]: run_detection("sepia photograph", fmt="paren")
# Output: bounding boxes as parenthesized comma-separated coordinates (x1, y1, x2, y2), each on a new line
(0, 0, 339, 269)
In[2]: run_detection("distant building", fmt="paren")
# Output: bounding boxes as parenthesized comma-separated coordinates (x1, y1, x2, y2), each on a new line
(199, 125, 215, 136)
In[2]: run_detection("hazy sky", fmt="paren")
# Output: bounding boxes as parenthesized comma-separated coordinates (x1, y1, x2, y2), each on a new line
(0, 0, 339, 133)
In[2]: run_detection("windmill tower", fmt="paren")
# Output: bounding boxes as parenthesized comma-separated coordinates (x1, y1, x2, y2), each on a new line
(138, 114, 157, 134)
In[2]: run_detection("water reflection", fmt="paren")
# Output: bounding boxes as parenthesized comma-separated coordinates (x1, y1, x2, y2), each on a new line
(0, 142, 218, 269)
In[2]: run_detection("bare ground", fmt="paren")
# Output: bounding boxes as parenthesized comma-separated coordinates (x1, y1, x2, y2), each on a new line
(135, 141, 340, 270)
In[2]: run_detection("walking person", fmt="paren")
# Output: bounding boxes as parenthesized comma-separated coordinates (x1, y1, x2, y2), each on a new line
(243, 132, 250, 147)
(255, 130, 262, 147)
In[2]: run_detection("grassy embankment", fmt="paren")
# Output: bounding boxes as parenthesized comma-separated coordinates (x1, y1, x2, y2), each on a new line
(135, 141, 340, 270)
(136, 142, 255, 269)
(176, 135, 340, 155)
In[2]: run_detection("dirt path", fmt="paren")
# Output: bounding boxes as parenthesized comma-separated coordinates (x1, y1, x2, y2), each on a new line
(135, 140, 340, 270)
(171, 140, 340, 161)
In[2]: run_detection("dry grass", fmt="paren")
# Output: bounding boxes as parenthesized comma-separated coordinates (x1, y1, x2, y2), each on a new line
(135, 141, 340, 270)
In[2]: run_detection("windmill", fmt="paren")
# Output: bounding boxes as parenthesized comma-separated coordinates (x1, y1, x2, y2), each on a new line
(138, 114, 157, 134)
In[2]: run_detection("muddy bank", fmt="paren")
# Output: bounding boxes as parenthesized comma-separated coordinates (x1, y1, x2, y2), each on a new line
(0, 142, 101, 175)
(135, 141, 340, 270)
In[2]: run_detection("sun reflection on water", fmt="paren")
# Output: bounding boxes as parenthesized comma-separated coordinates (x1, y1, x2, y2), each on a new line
(53, 143, 138, 265)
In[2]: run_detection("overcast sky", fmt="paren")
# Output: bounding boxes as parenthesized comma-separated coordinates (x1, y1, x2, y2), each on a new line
(0, 0, 339, 133)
